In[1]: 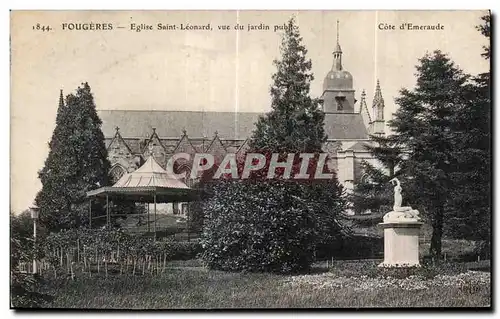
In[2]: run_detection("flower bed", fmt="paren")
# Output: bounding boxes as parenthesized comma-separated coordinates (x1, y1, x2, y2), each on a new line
(284, 270, 490, 292)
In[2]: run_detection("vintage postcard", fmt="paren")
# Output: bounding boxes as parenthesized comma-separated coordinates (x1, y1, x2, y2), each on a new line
(10, 10, 491, 310)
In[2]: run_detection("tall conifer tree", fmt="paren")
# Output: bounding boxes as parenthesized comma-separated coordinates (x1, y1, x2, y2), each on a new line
(249, 17, 325, 153)
(202, 18, 346, 273)
(443, 14, 491, 249)
(36, 83, 110, 231)
(389, 51, 472, 260)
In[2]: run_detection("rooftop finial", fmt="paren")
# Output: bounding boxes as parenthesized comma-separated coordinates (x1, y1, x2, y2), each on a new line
(148, 142, 154, 156)
(115, 126, 120, 133)
(336, 19, 340, 45)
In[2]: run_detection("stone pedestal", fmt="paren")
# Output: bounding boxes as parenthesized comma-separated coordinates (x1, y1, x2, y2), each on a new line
(378, 221, 423, 267)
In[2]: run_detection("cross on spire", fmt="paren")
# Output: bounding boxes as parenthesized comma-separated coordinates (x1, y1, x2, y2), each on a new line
(332, 19, 343, 70)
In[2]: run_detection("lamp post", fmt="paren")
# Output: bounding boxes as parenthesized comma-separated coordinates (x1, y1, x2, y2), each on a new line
(30, 205, 39, 274)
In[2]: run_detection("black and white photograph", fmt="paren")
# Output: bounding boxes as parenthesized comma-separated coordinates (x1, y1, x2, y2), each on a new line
(9, 10, 491, 309)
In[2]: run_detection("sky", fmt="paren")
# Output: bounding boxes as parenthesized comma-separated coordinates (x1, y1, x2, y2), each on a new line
(10, 10, 489, 213)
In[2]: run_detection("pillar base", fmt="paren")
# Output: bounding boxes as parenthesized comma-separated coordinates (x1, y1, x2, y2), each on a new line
(378, 220, 423, 268)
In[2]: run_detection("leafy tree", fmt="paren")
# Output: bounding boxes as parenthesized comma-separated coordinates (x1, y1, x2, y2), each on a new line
(389, 50, 475, 260)
(476, 13, 490, 60)
(35, 83, 110, 231)
(443, 14, 491, 253)
(201, 17, 346, 273)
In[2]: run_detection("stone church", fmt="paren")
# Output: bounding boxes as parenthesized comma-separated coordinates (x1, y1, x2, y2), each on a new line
(97, 33, 386, 215)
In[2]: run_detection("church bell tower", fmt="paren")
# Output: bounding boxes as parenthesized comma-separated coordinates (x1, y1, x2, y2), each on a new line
(320, 20, 356, 113)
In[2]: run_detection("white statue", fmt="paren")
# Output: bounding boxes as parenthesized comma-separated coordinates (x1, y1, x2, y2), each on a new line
(389, 177, 402, 209)
(383, 177, 421, 223)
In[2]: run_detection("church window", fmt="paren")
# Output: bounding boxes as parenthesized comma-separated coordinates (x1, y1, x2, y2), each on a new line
(110, 165, 126, 183)
(335, 97, 343, 110)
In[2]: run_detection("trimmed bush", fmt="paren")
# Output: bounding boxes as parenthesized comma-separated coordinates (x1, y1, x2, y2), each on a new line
(201, 180, 345, 274)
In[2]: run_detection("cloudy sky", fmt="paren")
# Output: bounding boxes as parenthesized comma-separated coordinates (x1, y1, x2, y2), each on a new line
(10, 10, 489, 213)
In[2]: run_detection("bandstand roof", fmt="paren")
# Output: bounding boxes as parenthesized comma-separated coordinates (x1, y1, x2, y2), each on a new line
(86, 156, 201, 203)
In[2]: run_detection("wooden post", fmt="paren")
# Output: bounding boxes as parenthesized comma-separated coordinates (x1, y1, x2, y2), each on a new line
(187, 205, 190, 242)
(89, 199, 92, 228)
(154, 193, 157, 241)
(77, 239, 80, 263)
(32, 217, 37, 274)
(147, 203, 150, 232)
(106, 195, 110, 226)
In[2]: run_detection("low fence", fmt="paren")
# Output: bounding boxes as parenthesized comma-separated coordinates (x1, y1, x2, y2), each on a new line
(15, 228, 202, 279)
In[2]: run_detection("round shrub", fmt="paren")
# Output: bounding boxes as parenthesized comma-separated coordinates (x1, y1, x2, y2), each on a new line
(200, 179, 345, 274)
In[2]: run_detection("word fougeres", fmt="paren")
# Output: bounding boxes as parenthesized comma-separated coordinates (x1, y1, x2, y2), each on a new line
(166, 153, 335, 180)
(62, 23, 114, 30)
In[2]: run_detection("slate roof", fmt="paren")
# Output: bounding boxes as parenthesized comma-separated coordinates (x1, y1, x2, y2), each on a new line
(323, 113, 369, 140)
(98, 110, 369, 141)
(98, 110, 262, 140)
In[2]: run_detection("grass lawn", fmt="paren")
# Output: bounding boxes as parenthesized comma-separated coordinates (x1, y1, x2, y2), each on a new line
(39, 260, 491, 309)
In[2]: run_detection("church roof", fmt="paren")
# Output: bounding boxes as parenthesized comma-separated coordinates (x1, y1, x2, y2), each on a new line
(98, 110, 262, 140)
(98, 110, 369, 142)
(324, 113, 369, 140)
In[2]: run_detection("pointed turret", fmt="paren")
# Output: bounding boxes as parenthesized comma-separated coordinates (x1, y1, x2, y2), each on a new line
(359, 89, 372, 131)
(372, 79, 385, 121)
(371, 80, 386, 136)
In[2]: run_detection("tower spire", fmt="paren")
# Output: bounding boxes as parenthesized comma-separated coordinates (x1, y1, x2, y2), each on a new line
(371, 79, 386, 136)
(372, 79, 385, 121)
(336, 19, 339, 45)
(332, 20, 343, 71)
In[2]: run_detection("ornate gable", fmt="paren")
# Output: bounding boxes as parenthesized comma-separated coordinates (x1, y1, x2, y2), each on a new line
(142, 128, 168, 167)
(107, 127, 141, 172)
(235, 138, 251, 162)
(173, 130, 199, 154)
(204, 131, 227, 162)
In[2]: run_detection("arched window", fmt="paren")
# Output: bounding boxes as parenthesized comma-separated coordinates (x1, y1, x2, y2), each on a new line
(110, 165, 126, 184)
